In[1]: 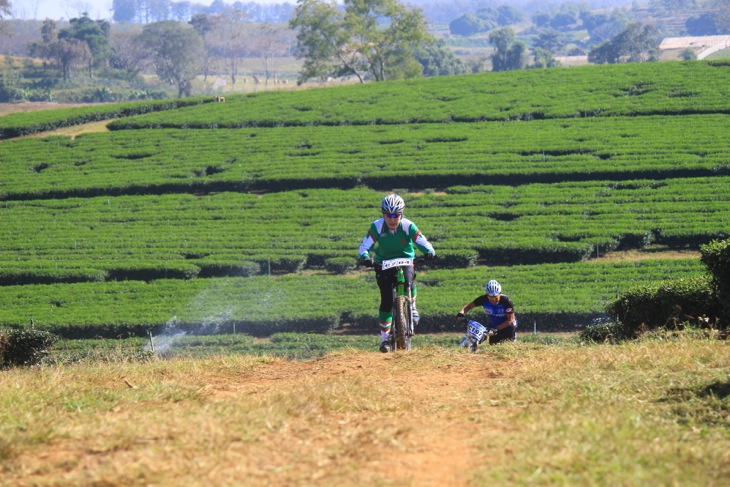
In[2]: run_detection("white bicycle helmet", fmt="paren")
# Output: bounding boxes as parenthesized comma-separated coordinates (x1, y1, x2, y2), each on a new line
(381, 194, 405, 214)
(485, 279, 502, 296)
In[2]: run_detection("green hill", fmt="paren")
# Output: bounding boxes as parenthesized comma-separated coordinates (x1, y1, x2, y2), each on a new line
(0, 61, 727, 337)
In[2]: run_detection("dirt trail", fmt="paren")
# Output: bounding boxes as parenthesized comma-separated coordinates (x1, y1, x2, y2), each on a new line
(6, 348, 505, 486)
(203, 351, 486, 486)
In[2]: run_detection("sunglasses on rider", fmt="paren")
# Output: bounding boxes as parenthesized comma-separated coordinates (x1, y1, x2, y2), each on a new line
(383, 213, 402, 219)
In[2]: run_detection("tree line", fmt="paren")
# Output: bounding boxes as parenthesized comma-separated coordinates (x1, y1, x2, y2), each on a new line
(21, 11, 294, 97)
(2, 0, 729, 101)
(12, 0, 470, 96)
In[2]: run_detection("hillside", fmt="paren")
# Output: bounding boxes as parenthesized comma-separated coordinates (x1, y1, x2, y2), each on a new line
(0, 61, 728, 337)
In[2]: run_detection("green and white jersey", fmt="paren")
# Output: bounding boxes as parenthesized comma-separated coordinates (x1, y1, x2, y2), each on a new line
(358, 217, 435, 262)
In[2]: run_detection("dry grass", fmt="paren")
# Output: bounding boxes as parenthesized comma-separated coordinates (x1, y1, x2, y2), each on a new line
(1, 338, 727, 486)
(594, 247, 701, 263)
(0, 102, 103, 117)
(0, 102, 112, 139)
(21, 119, 113, 139)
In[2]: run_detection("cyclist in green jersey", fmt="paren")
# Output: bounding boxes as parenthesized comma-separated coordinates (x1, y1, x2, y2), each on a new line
(358, 194, 436, 352)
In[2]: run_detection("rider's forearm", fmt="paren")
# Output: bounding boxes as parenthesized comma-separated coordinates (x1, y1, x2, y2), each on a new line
(494, 315, 515, 330)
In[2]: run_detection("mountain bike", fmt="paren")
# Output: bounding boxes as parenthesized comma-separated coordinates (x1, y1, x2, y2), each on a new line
(459, 319, 495, 353)
(381, 257, 418, 352)
(363, 256, 425, 352)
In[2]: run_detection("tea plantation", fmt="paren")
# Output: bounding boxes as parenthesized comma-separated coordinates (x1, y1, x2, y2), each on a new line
(1, 61, 728, 337)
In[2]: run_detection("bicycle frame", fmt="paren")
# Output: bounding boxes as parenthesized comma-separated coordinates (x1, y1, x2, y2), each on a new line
(380, 257, 415, 351)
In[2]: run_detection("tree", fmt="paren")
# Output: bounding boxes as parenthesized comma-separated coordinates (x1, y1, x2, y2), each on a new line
(587, 17, 627, 45)
(449, 13, 485, 37)
(289, 0, 430, 83)
(680, 48, 697, 60)
(531, 47, 560, 68)
(53, 39, 92, 81)
(550, 11, 579, 30)
(472, 7, 498, 30)
(190, 13, 220, 81)
(414, 38, 469, 77)
(0, 0, 11, 35)
(588, 23, 659, 64)
(209, 8, 248, 85)
(715, 0, 730, 33)
(109, 29, 147, 79)
(137, 21, 203, 97)
(112, 0, 137, 23)
(489, 27, 527, 72)
(28, 18, 93, 81)
(253, 23, 292, 84)
(648, 0, 698, 16)
(171, 2, 192, 21)
(59, 14, 111, 78)
(41, 18, 57, 43)
(0, 0, 10, 19)
(686, 13, 723, 36)
(533, 29, 568, 55)
(532, 11, 551, 28)
(146, 0, 172, 22)
(496, 5, 523, 26)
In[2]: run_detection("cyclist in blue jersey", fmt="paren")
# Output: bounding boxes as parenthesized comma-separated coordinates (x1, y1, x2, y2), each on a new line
(457, 280, 517, 345)
(359, 194, 436, 353)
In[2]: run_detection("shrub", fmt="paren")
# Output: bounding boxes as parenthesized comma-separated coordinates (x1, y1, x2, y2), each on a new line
(325, 257, 357, 274)
(578, 320, 636, 343)
(256, 256, 308, 274)
(0, 328, 58, 368)
(605, 275, 721, 336)
(196, 261, 260, 278)
(700, 238, 730, 327)
(435, 249, 479, 267)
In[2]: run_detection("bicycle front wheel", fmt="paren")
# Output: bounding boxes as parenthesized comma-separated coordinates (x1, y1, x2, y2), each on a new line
(394, 295, 412, 351)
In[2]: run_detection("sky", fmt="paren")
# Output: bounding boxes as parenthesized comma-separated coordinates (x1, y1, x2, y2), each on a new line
(9, 0, 284, 21)
(12, 0, 114, 20)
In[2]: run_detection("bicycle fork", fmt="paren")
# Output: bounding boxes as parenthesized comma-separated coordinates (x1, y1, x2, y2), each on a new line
(390, 268, 414, 351)
(396, 269, 414, 336)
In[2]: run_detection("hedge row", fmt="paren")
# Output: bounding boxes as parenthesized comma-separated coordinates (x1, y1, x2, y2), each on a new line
(4, 114, 730, 200)
(108, 61, 730, 130)
(1, 178, 726, 284)
(0, 259, 705, 338)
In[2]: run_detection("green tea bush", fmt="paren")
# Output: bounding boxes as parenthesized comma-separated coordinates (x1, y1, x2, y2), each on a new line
(476, 242, 593, 265)
(0, 328, 58, 367)
(196, 261, 261, 278)
(325, 257, 357, 274)
(700, 238, 730, 326)
(432, 249, 479, 268)
(578, 320, 636, 343)
(605, 276, 721, 336)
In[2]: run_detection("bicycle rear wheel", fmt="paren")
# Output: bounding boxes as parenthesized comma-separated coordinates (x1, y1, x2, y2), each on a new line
(394, 295, 412, 351)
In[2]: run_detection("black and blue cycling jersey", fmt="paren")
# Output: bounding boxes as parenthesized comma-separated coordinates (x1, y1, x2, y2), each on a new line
(472, 294, 517, 329)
